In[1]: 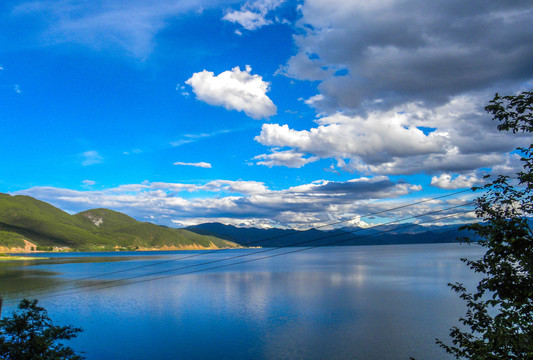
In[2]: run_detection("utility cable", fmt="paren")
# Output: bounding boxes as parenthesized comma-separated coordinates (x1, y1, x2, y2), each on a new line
(4, 202, 473, 304)
(1, 189, 473, 297)
(26, 210, 472, 302)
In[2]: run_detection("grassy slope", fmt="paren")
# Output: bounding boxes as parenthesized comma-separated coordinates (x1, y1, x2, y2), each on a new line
(0, 194, 236, 250)
(75, 208, 235, 248)
(0, 230, 26, 248)
(0, 193, 104, 248)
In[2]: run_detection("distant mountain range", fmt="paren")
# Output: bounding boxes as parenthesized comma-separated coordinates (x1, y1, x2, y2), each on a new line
(186, 222, 478, 248)
(0, 192, 479, 253)
(0, 193, 237, 252)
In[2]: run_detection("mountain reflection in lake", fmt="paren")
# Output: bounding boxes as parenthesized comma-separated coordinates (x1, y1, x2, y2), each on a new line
(0, 244, 483, 360)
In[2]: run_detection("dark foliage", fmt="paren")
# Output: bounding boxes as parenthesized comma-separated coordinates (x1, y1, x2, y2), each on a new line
(437, 91, 533, 359)
(0, 299, 84, 360)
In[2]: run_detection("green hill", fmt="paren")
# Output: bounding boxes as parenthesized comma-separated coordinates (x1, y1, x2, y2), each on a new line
(0, 193, 238, 251)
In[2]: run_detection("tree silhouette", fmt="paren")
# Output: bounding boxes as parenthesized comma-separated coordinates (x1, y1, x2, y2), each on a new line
(0, 299, 84, 360)
(437, 91, 533, 359)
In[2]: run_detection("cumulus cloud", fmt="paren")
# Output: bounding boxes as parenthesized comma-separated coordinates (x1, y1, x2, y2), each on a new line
(81, 150, 103, 166)
(343, 153, 505, 176)
(490, 154, 524, 177)
(202, 180, 269, 195)
(173, 161, 212, 168)
(223, 9, 271, 31)
(263, 1, 533, 179)
(172, 217, 279, 229)
(256, 112, 447, 165)
(223, 0, 284, 31)
(430, 173, 484, 190)
(427, 154, 524, 190)
(186, 65, 277, 119)
(13, 177, 443, 229)
(253, 149, 319, 168)
(255, 94, 533, 174)
(284, 0, 533, 113)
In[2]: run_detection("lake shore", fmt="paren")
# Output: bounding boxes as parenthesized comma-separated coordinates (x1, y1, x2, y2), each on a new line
(0, 243, 484, 360)
(0, 255, 48, 261)
(0, 235, 245, 254)
(0, 244, 246, 256)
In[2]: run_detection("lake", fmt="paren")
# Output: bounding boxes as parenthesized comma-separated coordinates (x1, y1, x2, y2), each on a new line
(0, 243, 484, 360)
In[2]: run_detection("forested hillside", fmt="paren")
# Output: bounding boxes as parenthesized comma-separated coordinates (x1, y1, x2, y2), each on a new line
(0, 193, 238, 251)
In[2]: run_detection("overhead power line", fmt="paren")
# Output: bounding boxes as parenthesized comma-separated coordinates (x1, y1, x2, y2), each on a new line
(1, 188, 473, 298)
(4, 202, 474, 304)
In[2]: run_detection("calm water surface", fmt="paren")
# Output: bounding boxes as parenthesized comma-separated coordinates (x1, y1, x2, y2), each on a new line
(0, 243, 484, 360)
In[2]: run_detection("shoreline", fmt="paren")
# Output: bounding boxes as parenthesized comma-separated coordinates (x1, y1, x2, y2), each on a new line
(1, 245, 247, 256)
(1, 238, 244, 255)
(0, 255, 48, 261)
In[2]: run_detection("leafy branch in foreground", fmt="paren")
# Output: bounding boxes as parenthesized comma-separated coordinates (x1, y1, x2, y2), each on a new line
(436, 91, 533, 359)
(0, 299, 84, 360)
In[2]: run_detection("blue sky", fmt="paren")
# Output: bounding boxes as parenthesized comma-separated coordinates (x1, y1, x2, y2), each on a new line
(1, 0, 532, 228)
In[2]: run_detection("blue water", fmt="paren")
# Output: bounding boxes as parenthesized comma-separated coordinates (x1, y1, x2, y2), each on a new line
(0, 243, 484, 360)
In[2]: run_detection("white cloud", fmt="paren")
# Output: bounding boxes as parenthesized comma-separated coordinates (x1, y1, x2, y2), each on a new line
(172, 217, 279, 229)
(173, 161, 212, 168)
(82, 180, 96, 186)
(255, 94, 533, 174)
(266, 0, 533, 179)
(13, 0, 220, 58)
(13, 177, 444, 229)
(170, 129, 234, 147)
(223, 9, 272, 30)
(430, 173, 483, 190)
(81, 150, 103, 166)
(222, 0, 284, 31)
(342, 152, 505, 176)
(490, 154, 523, 177)
(255, 109, 448, 165)
(151, 179, 268, 195)
(201, 180, 268, 195)
(14, 85, 21, 94)
(186, 65, 277, 119)
(175, 84, 190, 97)
(301, 94, 324, 107)
(253, 149, 319, 168)
(426, 154, 524, 191)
